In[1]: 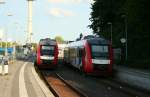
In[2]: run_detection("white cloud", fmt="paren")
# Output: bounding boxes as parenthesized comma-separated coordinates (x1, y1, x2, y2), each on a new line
(48, 0, 82, 4)
(87, 0, 94, 4)
(50, 8, 75, 17)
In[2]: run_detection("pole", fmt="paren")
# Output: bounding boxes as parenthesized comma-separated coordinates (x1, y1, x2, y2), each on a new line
(107, 22, 113, 44)
(110, 23, 112, 44)
(0, 0, 5, 54)
(125, 17, 128, 60)
(5, 31, 7, 56)
(5, 13, 13, 56)
(27, 0, 33, 44)
(13, 43, 16, 62)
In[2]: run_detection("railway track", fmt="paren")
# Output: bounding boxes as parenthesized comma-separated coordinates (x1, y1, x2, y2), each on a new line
(34, 63, 150, 97)
(34, 65, 88, 97)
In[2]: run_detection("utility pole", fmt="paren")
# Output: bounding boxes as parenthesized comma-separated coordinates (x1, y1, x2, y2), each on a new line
(121, 14, 128, 60)
(107, 22, 113, 44)
(125, 17, 128, 60)
(5, 12, 13, 56)
(27, 0, 34, 44)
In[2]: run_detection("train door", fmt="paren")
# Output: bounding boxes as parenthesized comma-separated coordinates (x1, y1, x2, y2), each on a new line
(78, 47, 85, 70)
(75, 47, 83, 69)
(75, 47, 79, 68)
(63, 48, 69, 64)
(69, 48, 76, 67)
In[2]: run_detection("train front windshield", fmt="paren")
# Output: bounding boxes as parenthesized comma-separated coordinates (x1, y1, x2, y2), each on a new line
(91, 45, 109, 59)
(41, 45, 54, 56)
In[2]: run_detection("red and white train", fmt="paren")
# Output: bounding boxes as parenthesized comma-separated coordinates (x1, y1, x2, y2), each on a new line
(64, 36, 113, 75)
(35, 38, 58, 69)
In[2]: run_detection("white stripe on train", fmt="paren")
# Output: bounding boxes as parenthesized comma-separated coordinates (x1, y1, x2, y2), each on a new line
(40, 56, 54, 60)
(92, 59, 110, 64)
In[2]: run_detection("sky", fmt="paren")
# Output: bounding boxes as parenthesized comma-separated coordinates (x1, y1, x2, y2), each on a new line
(0, 0, 94, 43)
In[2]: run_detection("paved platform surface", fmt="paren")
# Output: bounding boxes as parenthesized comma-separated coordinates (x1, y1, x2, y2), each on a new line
(0, 60, 54, 97)
(115, 65, 150, 92)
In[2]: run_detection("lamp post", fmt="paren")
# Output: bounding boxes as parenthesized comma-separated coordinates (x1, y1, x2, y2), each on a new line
(120, 38, 126, 64)
(5, 12, 13, 56)
(121, 15, 128, 60)
(5, 29, 7, 56)
(0, 0, 5, 47)
(107, 22, 113, 44)
(0, 0, 5, 4)
(0, 0, 5, 54)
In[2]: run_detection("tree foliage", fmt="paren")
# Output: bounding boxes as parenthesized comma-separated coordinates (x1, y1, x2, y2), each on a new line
(0, 42, 17, 48)
(90, 0, 150, 65)
(31, 43, 37, 52)
(55, 36, 64, 44)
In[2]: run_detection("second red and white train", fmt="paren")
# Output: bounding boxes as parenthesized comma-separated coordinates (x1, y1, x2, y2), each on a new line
(63, 37, 113, 75)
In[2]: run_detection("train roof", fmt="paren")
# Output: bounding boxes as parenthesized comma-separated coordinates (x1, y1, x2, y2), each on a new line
(86, 37, 109, 45)
(67, 37, 110, 47)
(39, 38, 57, 45)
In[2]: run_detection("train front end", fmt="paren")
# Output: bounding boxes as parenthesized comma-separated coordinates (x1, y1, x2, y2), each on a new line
(87, 38, 113, 75)
(36, 38, 58, 69)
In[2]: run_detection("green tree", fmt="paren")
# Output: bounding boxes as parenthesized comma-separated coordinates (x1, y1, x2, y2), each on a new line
(31, 43, 37, 52)
(90, 0, 150, 67)
(55, 36, 64, 44)
(89, 0, 124, 40)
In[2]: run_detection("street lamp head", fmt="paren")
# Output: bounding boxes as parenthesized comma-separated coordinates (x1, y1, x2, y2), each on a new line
(7, 12, 13, 16)
(107, 22, 112, 25)
(121, 14, 127, 18)
(120, 38, 126, 43)
(0, 0, 5, 4)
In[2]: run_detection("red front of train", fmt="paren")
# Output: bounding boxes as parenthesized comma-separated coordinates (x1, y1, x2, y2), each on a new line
(64, 36, 113, 76)
(36, 38, 58, 69)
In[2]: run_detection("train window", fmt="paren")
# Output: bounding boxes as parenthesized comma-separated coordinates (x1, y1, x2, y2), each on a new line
(41, 46, 55, 56)
(69, 48, 76, 58)
(92, 45, 108, 53)
(91, 45, 109, 59)
(42, 46, 54, 50)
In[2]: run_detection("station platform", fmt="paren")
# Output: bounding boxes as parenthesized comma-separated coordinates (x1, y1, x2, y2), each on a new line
(0, 60, 55, 97)
(114, 65, 150, 92)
